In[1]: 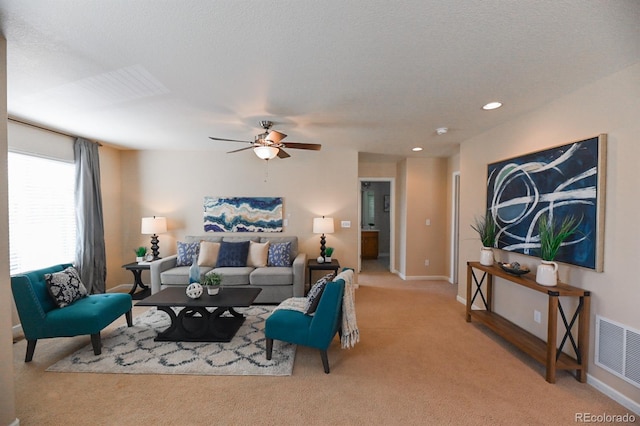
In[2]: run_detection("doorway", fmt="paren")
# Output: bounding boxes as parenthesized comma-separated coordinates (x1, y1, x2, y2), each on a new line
(359, 178, 394, 273)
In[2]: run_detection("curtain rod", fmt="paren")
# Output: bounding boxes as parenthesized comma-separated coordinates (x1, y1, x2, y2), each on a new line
(8, 117, 103, 146)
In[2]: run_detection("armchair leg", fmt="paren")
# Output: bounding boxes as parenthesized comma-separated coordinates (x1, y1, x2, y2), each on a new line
(125, 310, 133, 327)
(266, 338, 273, 360)
(320, 350, 330, 374)
(25, 339, 37, 362)
(90, 333, 102, 355)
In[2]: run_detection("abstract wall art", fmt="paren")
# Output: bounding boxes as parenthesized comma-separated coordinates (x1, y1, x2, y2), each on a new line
(204, 196, 283, 232)
(486, 134, 606, 271)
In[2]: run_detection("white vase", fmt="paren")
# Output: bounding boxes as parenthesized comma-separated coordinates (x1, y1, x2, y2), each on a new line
(207, 287, 219, 296)
(536, 260, 558, 286)
(479, 247, 494, 266)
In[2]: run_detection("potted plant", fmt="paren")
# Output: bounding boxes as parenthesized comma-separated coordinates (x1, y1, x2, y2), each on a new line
(134, 246, 147, 263)
(324, 247, 334, 262)
(536, 213, 580, 286)
(471, 213, 497, 266)
(202, 272, 222, 295)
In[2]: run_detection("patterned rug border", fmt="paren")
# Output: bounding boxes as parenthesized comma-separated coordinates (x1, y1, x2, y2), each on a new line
(46, 305, 296, 376)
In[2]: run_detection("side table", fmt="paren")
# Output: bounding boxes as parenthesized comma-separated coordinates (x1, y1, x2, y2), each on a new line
(122, 262, 152, 300)
(307, 258, 340, 294)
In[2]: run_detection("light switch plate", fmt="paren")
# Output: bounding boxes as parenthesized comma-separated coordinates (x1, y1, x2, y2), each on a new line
(341, 221, 351, 228)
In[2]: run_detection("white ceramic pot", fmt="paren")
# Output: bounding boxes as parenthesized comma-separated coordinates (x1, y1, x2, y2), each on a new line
(207, 287, 219, 296)
(136, 256, 143, 263)
(479, 247, 494, 266)
(536, 260, 558, 286)
(325, 256, 332, 263)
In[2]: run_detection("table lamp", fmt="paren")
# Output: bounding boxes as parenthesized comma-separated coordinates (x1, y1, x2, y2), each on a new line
(141, 216, 167, 259)
(313, 216, 334, 259)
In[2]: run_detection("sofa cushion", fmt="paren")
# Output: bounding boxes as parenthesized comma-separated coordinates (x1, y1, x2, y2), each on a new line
(176, 241, 200, 266)
(305, 272, 334, 315)
(217, 241, 250, 267)
(198, 241, 220, 267)
(247, 241, 270, 267)
(45, 266, 88, 308)
(268, 242, 292, 267)
(250, 267, 293, 286)
(162, 266, 213, 285)
(212, 267, 254, 285)
(261, 236, 298, 258)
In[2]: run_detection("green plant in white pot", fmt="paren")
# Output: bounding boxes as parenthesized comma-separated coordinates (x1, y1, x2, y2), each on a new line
(536, 213, 580, 286)
(134, 246, 147, 263)
(471, 213, 497, 266)
(202, 272, 222, 295)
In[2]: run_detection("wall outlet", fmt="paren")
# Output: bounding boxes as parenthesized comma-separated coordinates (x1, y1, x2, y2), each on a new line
(425, 219, 431, 226)
(424, 259, 429, 266)
(534, 310, 541, 324)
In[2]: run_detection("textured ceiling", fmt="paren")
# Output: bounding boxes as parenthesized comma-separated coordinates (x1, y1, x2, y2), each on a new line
(1, 0, 639, 157)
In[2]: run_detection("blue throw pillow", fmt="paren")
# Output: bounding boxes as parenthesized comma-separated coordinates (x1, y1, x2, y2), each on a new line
(268, 242, 292, 267)
(176, 241, 200, 266)
(217, 241, 250, 267)
(305, 272, 334, 315)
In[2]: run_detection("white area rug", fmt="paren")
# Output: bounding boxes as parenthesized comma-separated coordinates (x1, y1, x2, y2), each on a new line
(46, 306, 295, 376)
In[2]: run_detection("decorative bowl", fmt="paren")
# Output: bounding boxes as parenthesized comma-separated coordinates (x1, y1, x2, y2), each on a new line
(498, 262, 530, 276)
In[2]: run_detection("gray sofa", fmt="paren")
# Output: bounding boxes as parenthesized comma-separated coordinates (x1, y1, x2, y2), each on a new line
(149, 235, 306, 304)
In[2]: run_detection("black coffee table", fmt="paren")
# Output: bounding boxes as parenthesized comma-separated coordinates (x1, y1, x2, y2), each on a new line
(137, 287, 262, 342)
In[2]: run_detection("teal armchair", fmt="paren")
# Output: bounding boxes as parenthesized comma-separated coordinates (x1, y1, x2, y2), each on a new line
(265, 278, 345, 373)
(11, 264, 133, 362)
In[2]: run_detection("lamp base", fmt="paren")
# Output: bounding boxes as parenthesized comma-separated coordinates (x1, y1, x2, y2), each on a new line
(150, 234, 160, 259)
(319, 234, 326, 258)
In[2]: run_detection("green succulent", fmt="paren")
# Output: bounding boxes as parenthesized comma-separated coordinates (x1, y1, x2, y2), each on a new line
(202, 273, 222, 286)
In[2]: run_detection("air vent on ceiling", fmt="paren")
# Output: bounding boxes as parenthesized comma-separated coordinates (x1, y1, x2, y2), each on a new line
(595, 315, 640, 389)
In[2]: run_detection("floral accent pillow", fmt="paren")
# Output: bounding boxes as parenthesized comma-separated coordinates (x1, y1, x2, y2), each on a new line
(176, 241, 200, 266)
(45, 266, 88, 308)
(305, 272, 335, 315)
(268, 242, 292, 267)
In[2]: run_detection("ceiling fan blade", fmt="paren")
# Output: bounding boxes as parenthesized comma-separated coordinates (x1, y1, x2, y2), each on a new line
(267, 130, 287, 143)
(209, 136, 252, 143)
(282, 142, 322, 151)
(277, 149, 291, 159)
(227, 146, 255, 154)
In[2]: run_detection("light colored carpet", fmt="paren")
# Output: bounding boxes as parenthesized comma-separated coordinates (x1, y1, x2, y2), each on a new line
(46, 305, 295, 376)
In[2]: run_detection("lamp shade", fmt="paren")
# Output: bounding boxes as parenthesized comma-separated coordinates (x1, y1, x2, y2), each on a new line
(313, 217, 335, 234)
(141, 216, 167, 235)
(254, 145, 279, 160)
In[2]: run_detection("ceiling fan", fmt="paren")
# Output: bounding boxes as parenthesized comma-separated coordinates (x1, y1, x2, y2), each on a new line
(209, 120, 322, 160)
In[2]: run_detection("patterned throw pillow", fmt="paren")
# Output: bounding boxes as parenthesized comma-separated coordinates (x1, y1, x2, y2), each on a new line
(217, 241, 250, 267)
(268, 242, 292, 267)
(45, 266, 88, 308)
(176, 241, 200, 266)
(305, 272, 335, 315)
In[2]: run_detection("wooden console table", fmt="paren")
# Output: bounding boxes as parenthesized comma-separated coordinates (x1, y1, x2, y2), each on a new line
(466, 261, 591, 383)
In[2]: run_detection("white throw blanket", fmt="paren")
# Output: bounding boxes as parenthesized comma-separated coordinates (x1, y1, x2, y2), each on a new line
(336, 269, 359, 349)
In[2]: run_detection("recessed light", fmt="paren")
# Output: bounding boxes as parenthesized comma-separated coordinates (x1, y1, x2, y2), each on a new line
(436, 127, 448, 135)
(412, 147, 423, 152)
(482, 101, 502, 110)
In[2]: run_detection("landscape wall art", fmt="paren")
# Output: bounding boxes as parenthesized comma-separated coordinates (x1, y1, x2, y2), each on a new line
(204, 196, 283, 232)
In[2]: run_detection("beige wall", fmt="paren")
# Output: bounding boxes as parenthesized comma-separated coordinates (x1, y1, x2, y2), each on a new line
(1, 36, 17, 426)
(458, 62, 640, 405)
(118, 148, 360, 278)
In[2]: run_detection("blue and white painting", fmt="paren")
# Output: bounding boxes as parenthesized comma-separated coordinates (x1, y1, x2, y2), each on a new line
(204, 197, 283, 232)
(486, 135, 606, 271)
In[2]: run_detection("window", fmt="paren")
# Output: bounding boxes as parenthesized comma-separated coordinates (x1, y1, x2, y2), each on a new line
(8, 152, 76, 274)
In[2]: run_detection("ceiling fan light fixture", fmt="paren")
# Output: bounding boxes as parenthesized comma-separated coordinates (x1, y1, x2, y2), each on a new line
(254, 145, 279, 160)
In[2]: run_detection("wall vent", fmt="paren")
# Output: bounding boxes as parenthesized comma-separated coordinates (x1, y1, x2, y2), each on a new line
(595, 315, 640, 389)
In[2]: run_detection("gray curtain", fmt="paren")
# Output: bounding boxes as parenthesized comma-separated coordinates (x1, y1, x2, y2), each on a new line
(74, 138, 106, 294)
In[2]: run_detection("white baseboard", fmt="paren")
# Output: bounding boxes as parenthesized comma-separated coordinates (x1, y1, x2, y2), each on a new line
(109, 284, 132, 292)
(587, 374, 640, 415)
(12, 324, 23, 340)
(9, 418, 20, 426)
